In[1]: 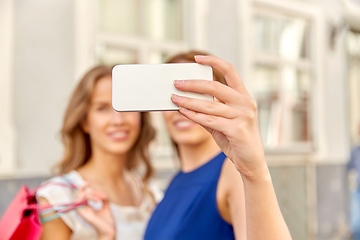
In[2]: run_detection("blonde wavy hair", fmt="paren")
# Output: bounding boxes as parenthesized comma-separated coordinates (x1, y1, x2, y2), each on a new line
(53, 65, 156, 184)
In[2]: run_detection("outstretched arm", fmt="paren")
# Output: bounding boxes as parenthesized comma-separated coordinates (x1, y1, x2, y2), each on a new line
(171, 55, 292, 240)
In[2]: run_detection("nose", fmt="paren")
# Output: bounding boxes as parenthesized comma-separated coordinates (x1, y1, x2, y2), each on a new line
(111, 109, 126, 125)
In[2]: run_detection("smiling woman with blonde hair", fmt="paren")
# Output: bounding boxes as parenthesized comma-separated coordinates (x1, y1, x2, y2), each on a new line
(36, 65, 162, 240)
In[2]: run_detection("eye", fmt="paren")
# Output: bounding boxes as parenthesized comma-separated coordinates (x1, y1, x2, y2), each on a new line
(97, 106, 109, 111)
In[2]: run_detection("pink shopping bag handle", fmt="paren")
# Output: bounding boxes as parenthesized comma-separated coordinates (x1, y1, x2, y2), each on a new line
(25, 174, 82, 212)
(29, 174, 77, 196)
(25, 200, 87, 212)
(38, 200, 89, 224)
(22, 174, 89, 223)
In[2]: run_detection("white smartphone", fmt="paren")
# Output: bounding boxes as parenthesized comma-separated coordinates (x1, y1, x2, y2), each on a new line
(112, 63, 213, 112)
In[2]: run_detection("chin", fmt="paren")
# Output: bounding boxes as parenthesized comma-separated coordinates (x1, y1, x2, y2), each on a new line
(105, 144, 133, 155)
(172, 135, 204, 146)
(172, 127, 211, 143)
(108, 149, 131, 156)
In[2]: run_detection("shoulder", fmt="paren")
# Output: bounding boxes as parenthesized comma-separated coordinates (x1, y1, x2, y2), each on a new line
(217, 158, 246, 227)
(38, 195, 73, 240)
(36, 171, 83, 204)
(218, 158, 244, 199)
(36, 172, 85, 233)
(220, 158, 243, 185)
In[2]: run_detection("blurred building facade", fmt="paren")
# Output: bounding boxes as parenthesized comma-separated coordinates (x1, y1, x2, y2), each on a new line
(1, 0, 360, 239)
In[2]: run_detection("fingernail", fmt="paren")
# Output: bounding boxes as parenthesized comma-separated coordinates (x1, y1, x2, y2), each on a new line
(172, 94, 180, 100)
(194, 55, 206, 60)
(179, 107, 189, 113)
(174, 80, 184, 85)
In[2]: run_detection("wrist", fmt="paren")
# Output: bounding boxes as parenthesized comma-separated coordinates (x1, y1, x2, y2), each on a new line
(236, 156, 270, 183)
(241, 165, 273, 190)
(242, 170, 272, 184)
(238, 158, 271, 183)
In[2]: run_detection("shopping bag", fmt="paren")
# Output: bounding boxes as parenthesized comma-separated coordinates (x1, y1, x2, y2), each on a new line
(0, 185, 42, 240)
(0, 176, 85, 240)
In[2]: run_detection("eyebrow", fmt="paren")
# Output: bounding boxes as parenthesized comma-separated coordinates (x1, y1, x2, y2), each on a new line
(91, 101, 110, 106)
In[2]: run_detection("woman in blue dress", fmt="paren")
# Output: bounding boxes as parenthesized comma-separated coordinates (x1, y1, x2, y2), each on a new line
(144, 51, 292, 240)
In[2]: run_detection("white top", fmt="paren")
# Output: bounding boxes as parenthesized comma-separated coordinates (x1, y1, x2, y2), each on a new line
(36, 170, 163, 240)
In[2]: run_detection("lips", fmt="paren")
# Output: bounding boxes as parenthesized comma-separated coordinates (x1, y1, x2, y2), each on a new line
(108, 131, 129, 141)
(174, 120, 195, 130)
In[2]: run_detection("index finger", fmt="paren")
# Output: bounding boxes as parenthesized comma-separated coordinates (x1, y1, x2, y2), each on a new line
(194, 55, 249, 95)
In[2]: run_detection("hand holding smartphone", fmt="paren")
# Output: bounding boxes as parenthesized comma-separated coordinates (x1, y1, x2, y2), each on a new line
(112, 63, 213, 112)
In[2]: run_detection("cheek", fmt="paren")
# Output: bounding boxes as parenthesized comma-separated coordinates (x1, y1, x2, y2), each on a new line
(162, 112, 175, 130)
(87, 112, 109, 134)
(162, 112, 171, 123)
(131, 113, 142, 136)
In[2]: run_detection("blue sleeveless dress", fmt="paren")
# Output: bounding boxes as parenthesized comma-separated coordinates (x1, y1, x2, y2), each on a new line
(144, 152, 235, 240)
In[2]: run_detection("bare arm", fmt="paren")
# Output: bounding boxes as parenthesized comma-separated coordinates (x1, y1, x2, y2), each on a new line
(242, 171, 288, 239)
(217, 158, 246, 240)
(171, 55, 292, 240)
(38, 197, 72, 240)
(38, 186, 115, 240)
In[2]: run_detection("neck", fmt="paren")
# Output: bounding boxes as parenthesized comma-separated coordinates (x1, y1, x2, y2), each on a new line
(178, 137, 221, 173)
(78, 148, 128, 185)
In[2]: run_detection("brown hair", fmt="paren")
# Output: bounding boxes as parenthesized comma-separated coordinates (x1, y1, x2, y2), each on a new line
(166, 50, 227, 85)
(53, 65, 156, 184)
(165, 50, 227, 157)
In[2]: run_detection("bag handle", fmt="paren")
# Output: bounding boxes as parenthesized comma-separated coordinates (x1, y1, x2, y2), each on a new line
(24, 199, 88, 224)
(39, 174, 92, 223)
(25, 174, 87, 223)
(41, 200, 87, 214)
(25, 174, 79, 211)
(29, 174, 77, 196)
(40, 200, 88, 223)
(25, 200, 87, 212)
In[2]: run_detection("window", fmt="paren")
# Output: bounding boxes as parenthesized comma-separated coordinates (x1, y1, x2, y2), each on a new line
(95, 0, 186, 65)
(251, 12, 312, 150)
(98, 0, 183, 41)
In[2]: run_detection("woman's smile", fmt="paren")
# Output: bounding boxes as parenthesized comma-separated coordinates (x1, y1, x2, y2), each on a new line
(173, 119, 195, 130)
(107, 130, 130, 141)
